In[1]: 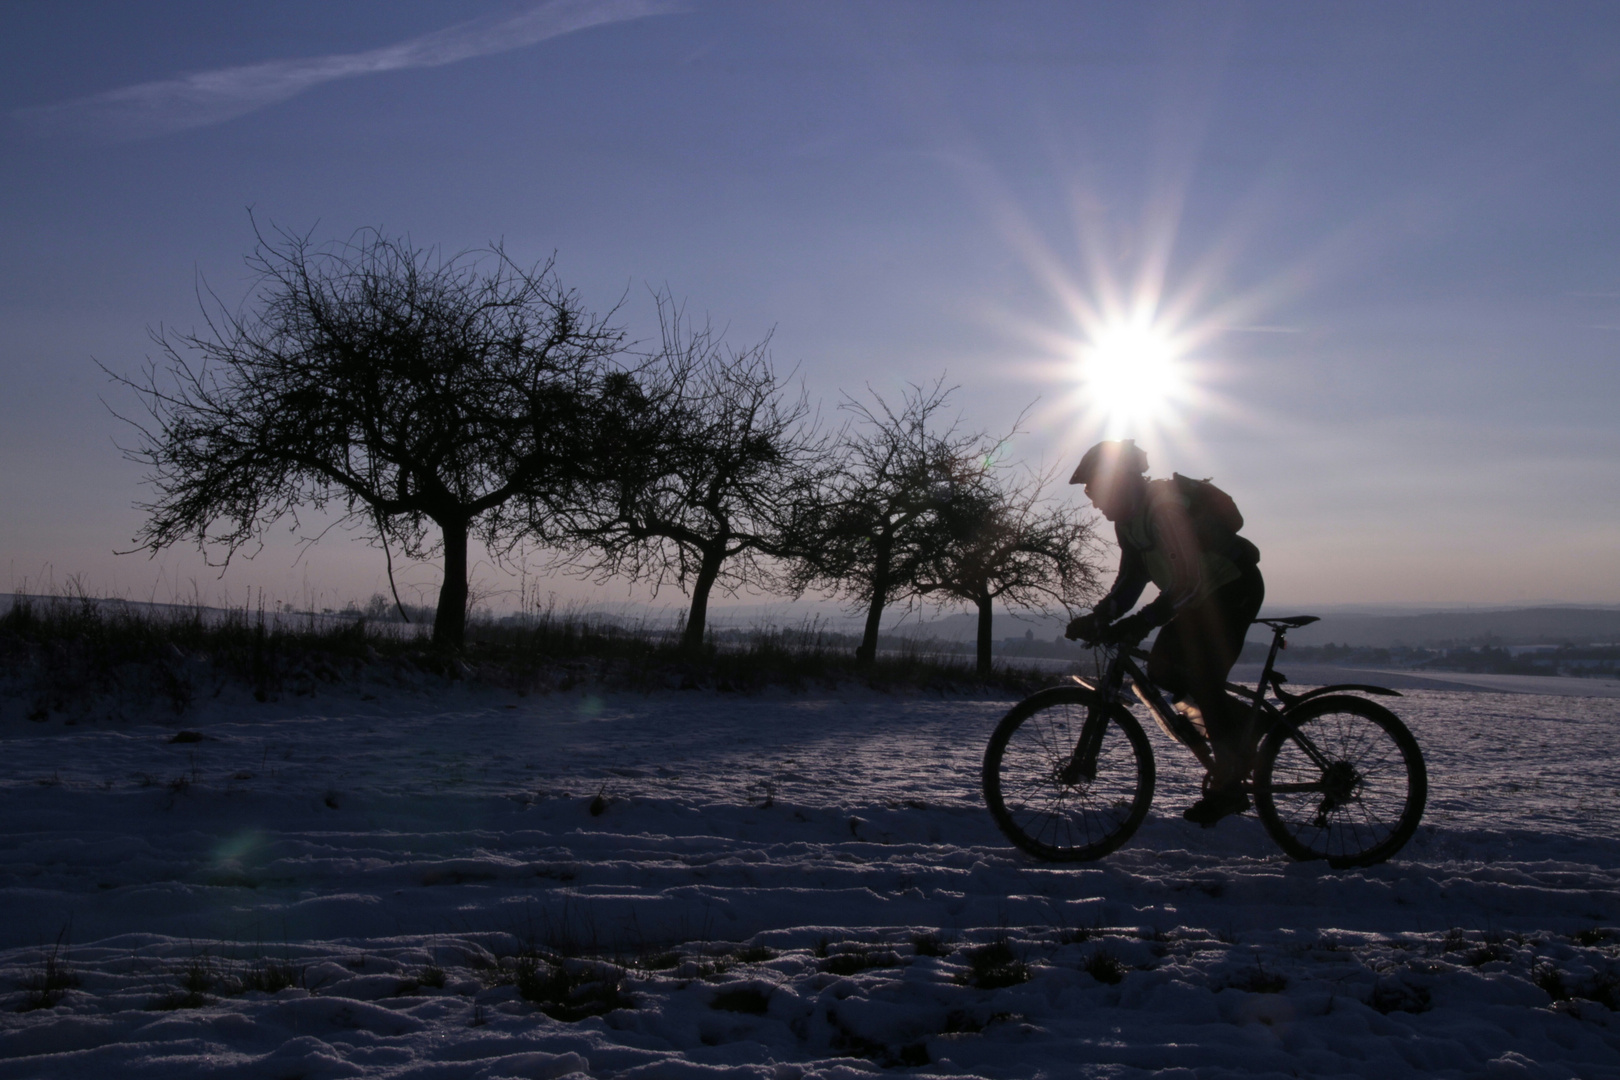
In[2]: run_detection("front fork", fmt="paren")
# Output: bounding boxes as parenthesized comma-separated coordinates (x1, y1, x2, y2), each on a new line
(1059, 702, 1111, 785)
(1058, 673, 1154, 785)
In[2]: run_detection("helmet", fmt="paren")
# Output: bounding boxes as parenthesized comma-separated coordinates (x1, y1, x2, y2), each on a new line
(1069, 439, 1148, 486)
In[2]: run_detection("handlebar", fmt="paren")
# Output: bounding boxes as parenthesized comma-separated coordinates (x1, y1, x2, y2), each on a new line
(1074, 633, 1151, 656)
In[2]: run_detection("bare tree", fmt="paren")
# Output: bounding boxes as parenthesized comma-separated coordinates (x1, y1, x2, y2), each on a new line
(558, 299, 830, 651)
(108, 224, 623, 649)
(916, 467, 1103, 678)
(788, 380, 995, 663)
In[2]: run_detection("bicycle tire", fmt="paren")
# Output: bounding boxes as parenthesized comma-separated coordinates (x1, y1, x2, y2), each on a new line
(982, 686, 1155, 862)
(1252, 695, 1426, 868)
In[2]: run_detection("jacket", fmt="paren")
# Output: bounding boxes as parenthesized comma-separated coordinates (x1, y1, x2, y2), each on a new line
(1093, 477, 1260, 626)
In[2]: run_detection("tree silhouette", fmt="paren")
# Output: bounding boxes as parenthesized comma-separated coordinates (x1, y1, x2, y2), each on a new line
(916, 467, 1102, 677)
(788, 380, 994, 663)
(109, 224, 622, 648)
(558, 300, 830, 651)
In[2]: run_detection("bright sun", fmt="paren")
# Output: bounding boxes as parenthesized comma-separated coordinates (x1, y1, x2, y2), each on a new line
(1076, 318, 1186, 431)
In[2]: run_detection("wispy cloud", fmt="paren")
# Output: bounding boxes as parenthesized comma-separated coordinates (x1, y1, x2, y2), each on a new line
(15, 0, 679, 141)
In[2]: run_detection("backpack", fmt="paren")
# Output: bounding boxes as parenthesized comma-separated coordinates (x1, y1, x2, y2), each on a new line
(1124, 474, 1260, 576)
(1171, 473, 1244, 539)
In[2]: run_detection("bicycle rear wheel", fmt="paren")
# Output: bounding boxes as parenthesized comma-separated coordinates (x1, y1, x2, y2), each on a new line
(982, 686, 1155, 862)
(1253, 695, 1426, 868)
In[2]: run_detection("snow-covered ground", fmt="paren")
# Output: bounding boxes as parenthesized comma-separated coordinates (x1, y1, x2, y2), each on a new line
(2, 673, 1618, 1078)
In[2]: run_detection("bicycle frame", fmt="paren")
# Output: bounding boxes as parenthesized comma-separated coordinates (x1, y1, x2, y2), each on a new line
(1063, 618, 1403, 785)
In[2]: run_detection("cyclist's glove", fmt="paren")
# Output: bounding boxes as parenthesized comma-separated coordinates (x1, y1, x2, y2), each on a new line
(1064, 612, 1105, 642)
(1104, 612, 1157, 645)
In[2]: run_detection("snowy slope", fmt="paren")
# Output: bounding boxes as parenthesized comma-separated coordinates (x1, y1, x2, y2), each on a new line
(1, 679, 1617, 1078)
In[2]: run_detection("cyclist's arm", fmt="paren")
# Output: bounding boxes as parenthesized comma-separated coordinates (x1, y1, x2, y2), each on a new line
(1093, 534, 1150, 622)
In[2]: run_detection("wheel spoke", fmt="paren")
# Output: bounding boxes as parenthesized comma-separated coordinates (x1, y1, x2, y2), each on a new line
(1253, 696, 1425, 867)
(983, 689, 1155, 862)
(1265, 781, 1328, 794)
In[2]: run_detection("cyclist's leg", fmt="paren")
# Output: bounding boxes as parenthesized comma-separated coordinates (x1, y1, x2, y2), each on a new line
(1144, 617, 1193, 702)
(1149, 604, 1240, 780)
(1146, 607, 1234, 782)
(1146, 598, 1240, 733)
(1193, 566, 1266, 770)
(1146, 566, 1265, 744)
(1149, 570, 1265, 823)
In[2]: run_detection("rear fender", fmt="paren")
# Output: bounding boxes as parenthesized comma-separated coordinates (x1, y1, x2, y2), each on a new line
(1282, 682, 1401, 710)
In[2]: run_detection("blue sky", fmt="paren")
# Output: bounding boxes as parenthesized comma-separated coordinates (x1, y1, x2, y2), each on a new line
(3, 1, 1618, 613)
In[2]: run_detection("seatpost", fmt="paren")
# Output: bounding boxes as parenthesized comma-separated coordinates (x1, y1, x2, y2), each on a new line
(1253, 625, 1287, 712)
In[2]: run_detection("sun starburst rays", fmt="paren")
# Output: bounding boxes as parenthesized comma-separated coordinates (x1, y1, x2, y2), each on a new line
(995, 210, 1277, 475)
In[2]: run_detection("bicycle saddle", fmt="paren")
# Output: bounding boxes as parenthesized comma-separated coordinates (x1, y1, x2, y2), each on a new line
(1253, 615, 1319, 630)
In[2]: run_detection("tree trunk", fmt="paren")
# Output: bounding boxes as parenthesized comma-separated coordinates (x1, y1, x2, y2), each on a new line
(680, 543, 728, 652)
(432, 519, 470, 649)
(856, 536, 894, 664)
(975, 593, 994, 679)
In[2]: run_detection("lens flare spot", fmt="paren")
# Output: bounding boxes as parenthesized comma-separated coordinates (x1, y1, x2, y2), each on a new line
(213, 829, 264, 866)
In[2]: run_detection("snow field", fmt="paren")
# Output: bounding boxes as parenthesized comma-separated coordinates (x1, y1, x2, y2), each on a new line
(0, 683, 1617, 1077)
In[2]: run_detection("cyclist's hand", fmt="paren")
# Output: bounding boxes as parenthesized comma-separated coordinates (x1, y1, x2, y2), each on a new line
(1065, 612, 1104, 642)
(1103, 612, 1155, 645)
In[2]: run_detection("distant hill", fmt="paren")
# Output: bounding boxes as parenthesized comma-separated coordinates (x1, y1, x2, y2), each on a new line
(886, 606, 1620, 650)
(10, 593, 1618, 651)
(1275, 607, 1620, 648)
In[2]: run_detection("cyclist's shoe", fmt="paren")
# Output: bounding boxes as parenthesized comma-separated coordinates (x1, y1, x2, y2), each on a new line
(1182, 787, 1251, 828)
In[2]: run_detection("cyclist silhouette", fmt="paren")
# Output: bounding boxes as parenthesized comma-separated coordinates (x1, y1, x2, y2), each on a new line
(1065, 440, 1265, 825)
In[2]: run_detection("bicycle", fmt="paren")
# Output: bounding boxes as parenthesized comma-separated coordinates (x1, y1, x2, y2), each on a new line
(981, 616, 1428, 868)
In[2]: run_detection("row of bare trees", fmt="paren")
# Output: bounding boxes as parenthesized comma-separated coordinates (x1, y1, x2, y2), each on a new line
(111, 226, 1100, 674)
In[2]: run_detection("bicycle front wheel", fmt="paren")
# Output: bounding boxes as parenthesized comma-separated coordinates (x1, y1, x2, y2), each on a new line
(982, 687, 1155, 862)
(1253, 695, 1426, 868)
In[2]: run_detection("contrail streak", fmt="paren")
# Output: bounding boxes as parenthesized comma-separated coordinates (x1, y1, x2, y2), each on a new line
(15, 0, 679, 141)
